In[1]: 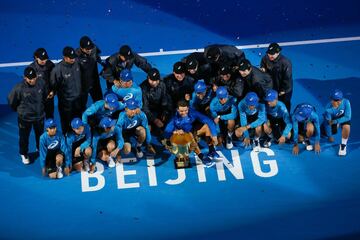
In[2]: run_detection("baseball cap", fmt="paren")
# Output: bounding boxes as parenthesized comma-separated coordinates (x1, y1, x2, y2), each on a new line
(120, 69, 133, 82)
(24, 67, 37, 79)
(148, 68, 160, 81)
(216, 86, 228, 99)
(219, 65, 231, 75)
(71, 118, 84, 129)
(238, 59, 252, 71)
(125, 98, 140, 110)
(186, 57, 198, 70)
(63, 46, 77, 59)
(206, 46, 220, 60)
(80, 36, 94, 50)
(331, 89, 343, 101)
(264, 89, 278, 102)
(245, 92, 259, 106)
(119, 45, 133, 60)
(295, 104, 313, 121)
(99, 117, 116, 129)
(173, 62, 186, 74)
(267, 43, 282, 55)
(105, 93, 120, 109)
(45, 118, 57, 129)
(34, 48, 49, 60)
(194, 81, 207, 94)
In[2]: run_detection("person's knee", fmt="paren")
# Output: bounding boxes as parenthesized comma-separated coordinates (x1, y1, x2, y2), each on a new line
(123, 143, 132, 155)
(55, 154, 63, 166)
(136, 127, 146, 142)
(263, 124, 271, 134)
(107, 140, 116, 152)
(227, 120, 235, 129)
(84, 147, 92, 158)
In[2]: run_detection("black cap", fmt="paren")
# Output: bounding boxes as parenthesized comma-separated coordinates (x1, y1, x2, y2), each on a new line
(63, 46, 77, 59)
(34, 48, 49, 60)
(148, 68, 160, 81)
(219, 65, 231, 75)
(238, 59, 252, 71)
(80, 36, 94, 50)
(24, 67, 37, 79)
(173, 62, 186, 74)
(119, 45, 133, 60)
(186, 57, 198, 70)
(266, 43, 282, 55)
(206, 46, 220, 60)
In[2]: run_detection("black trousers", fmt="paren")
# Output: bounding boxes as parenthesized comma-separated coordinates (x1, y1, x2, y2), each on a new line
(18, 117, 44, 155)
(279, 91, 292, 113)
(58, 99, 82, 135)
(45, 98, 54, 119)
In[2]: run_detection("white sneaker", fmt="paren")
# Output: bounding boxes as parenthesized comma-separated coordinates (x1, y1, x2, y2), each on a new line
(304, 140, 313, 151)
(252, 140, 260, 152)
(83, 160, 90, 172)
(226, 136, 233, 149)
(338, 144, 347, 156)
(108, 156, 116, 168)
(136, 146, 144, 158)
(21, 155, 30, 165)
(57, 166, 63, 179)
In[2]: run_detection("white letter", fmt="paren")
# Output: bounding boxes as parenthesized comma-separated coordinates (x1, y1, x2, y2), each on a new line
(147, 157, 158, 186)
(81, 162, 105, 192)
(216, 150, 244, 181)
(250, 148, 278, 178)
(116, 161, 140, 189)
(165, 168, 186, 185)
(195, 156, 206, 183)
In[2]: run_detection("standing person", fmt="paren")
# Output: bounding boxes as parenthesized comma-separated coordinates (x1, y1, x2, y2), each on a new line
(50, 46, 82, 134)
(322, 90, 351, 156)
(76, 36, 103, 107)
(140, 68, 173, 134)
(29, 48, 55, 119)
(238, 59, 273, 100)
(292, 103, 321, 155)
(39, 119, 70, 179)
(260, 43, 293, 112)
(182, 52, 214, 84)
(204, 44, 245, 72)
(8, 67, 46, 164)
(101, 45, 152, 89)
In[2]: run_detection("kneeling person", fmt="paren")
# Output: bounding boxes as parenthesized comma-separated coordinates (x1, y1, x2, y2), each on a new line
(39, 119, 70, 179)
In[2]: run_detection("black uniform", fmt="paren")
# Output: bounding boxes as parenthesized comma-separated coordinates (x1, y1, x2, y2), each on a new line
(164, 74, 195, 108)
(50, 60, 82, 134)
(260, 54, 293, 111)
(242, 66, 273, 100)
(204, 44, 245, 70)
(212, 73, 245, 100)
(76, 46, 103, 105)
(101, 52, 152, 89)
(182, 52, 214, 84)
(140, 79, 173, 127)
(8, 80, 46, 155)
(29, 60, 55, 118)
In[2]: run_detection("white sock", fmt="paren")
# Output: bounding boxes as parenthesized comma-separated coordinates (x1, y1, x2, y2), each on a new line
(254, 137, 260, 142)
(341, 138, 348, 145)
(228, 132, 233, 137)
(267, 133, 274, 139)
(137, 142, 142, 147)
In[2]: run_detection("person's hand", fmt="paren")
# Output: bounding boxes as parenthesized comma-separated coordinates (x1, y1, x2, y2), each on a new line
(174, 129, 185, 135)
(47, 91, 54, 99)
(42, 168, 46, 176)
(278, 136, 286, 144)
(237, 126, 248, 136)
(74, 147, 81, 157)
(89, 164, 96, 174)
(292, 145, 299, 155)
(154, 118, 164, 128)
(64, 167, 70, 176)
(328, 136, 335, 143)
(185, 94, 191, 101)
(214, 116, 220, 124)
(147, 144, 156, 155)
(260, 67, 266, 72)
(279, 91, 285, 96)
(243, 138, 251, 147)
(314, 143, 321, 154)
(110, 147, 120, 158)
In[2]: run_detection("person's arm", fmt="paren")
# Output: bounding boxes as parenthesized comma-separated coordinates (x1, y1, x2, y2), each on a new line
(141, 113, 152, 144)
(133, 53, 152, 73)
(194, 110, 217, 137)
(282, 108, 293, 137)
(65, 133, 74, 165)
(164, 117, 176, 139)
(209, 99, 218, 119)
(220, 104, 237, 121)
(114, 126, 124, 150)
(260, 57, 267, 71)
(280, 59, 293, 93)
(82, 101, 102, 124)
(80, 125, 92, 151)
(333, 100, 352, 124)
(249, 104, 266, 128)
(90, 135, 99, 164)
(238, 104, 249, 138)
(7, 84, 20, 111)
(61, 136, 71, 168)
(39, 135, 47, 170)
(292, 115, 299, 144)
(312, 113, 321, 143)
(101, 56, 116, 83)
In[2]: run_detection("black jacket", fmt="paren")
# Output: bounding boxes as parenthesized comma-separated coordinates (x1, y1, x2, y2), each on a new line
(29, 60, 55, 93)
(140, 80, 173, 122)
(260, 54, 293, 93)
(212, 73, 245, 100)
(182, 52, 215, 84)
(50, 60, 82, 102)
(8, 80, 46, 121)
(204, 44, 245, 68)
(76, 46, 101, 92)
(242, 66, 273, 100)
(164, 74, 195, 106)
(101, 52, 152, 83)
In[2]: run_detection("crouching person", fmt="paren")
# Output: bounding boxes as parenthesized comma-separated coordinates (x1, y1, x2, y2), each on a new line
(39, 119, 70, 179)
(66, 118, 93, 173)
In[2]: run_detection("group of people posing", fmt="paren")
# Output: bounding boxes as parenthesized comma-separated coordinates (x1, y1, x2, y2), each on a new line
(7, 36, 352, 179)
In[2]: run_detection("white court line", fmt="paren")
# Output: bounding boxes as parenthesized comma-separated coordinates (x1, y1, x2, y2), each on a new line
(0, 36, 359, 68)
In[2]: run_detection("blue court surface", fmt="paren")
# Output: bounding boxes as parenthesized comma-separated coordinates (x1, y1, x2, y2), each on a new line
(1, 1, 360, 239)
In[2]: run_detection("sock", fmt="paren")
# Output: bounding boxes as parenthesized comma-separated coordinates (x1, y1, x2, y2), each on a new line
(136, 142, 142, 147)
(209, 145, 215, 153)
(341, 138, 348, 145)
(227, 131, 233, 137)
(254, 136, 260, 142)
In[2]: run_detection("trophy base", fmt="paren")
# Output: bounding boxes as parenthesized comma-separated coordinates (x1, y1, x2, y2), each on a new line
(174, 157, 191, 169)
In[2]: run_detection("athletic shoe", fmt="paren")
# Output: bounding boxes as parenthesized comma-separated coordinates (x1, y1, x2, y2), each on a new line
(263, 137, 272, 148)
(304, 140, 313, 151)
(338, 144, 347, 156)
(57, 166, 63, 179)
(253, 140, 260, 152)
(83, 160, 90, 172)
(21, 154, 30, 165)
(207, 150, 221, 160)
(226, 135, 233, 149)
(136, 146, 144, 158)
(202, 157, 215, 168)
(108, 156, 116, 168)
